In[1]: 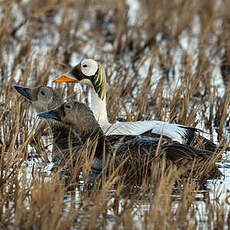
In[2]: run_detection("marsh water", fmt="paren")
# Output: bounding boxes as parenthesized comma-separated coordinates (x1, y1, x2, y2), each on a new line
(2, 0, 230, 228)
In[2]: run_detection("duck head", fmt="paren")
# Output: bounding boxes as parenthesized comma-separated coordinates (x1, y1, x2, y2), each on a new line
(37, 100, 103, 140)
(53, 59, 107, 101)
(14, 85, 63, 113)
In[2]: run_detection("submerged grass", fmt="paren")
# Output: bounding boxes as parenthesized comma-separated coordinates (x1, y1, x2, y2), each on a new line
(0, 0, 230, 229)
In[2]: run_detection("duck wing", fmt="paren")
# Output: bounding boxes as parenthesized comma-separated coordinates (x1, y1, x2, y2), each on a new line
(113, 136, 213, 161)
(103, 120, 201, 143)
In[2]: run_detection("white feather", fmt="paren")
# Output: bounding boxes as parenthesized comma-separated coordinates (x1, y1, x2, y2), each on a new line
(103, 121, 188, 143)
(81, 59, 98, 76)
(88, 86, 192, 144)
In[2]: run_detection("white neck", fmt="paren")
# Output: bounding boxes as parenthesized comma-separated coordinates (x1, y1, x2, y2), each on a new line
(89, 87, 110, 128)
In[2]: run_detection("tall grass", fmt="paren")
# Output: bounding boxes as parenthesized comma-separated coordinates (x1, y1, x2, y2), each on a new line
(0, 0, 230, 228)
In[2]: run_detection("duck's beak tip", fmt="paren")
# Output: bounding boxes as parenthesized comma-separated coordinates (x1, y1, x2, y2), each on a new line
(13, 85, 32, 101)
(38, 110, 61, 121)
(13, 85, 21, 90)
(53, 75, 76, 83)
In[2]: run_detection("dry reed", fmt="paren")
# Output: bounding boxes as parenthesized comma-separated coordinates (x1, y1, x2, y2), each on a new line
(0, 0, 230, 229)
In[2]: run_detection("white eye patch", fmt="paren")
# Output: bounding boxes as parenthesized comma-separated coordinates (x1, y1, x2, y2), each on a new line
(81, 59, 98, 76)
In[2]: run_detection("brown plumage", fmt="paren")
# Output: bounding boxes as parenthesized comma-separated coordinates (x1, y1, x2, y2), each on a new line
(38, 100, 222, 183)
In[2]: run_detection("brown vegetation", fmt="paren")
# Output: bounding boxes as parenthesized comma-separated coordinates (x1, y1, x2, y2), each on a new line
(0, 0, 230, 229)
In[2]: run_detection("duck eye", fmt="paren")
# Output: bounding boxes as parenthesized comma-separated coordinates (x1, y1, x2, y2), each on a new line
(65, 104, 72, 110)
(40, 90, 46, 96)
(83, 64, 87, 68)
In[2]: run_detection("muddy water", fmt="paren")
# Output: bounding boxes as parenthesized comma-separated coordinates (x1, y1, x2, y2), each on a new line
(3, 1, 230, 228)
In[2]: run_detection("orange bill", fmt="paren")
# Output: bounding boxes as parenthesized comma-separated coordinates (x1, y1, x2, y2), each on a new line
(53, 75, 76, 83)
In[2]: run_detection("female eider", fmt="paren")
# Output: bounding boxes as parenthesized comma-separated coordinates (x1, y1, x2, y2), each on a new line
(14, 85, 82, 165)
(37, 100, 221, 181)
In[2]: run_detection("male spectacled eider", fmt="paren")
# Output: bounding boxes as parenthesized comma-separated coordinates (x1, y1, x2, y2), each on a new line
(53, 59, 227, 152)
